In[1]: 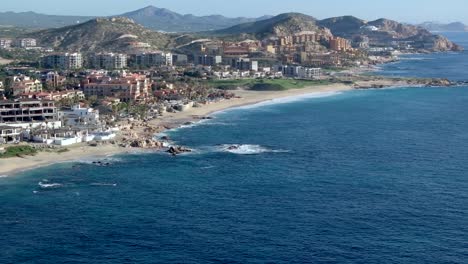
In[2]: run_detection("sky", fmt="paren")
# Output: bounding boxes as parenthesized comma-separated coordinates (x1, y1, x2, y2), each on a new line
(0, 0, 466, 24)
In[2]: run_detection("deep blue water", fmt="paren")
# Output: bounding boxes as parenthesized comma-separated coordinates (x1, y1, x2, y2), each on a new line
(1, 34, 468, 263)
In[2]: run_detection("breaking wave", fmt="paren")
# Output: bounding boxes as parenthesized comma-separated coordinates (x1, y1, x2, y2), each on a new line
(38, 181, 62, 189)
(219, 144, 290, 155)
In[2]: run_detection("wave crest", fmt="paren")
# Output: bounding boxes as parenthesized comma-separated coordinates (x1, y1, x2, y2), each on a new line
(38, 181, 62, 188)
(220, 144, 289, 155)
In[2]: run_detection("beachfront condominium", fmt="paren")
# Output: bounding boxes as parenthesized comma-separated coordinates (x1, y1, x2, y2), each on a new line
(0, 99, 59, 124)
(42, 53, 83, 70)
(277, 65, 322, 79)
(92, 53, 128, 69)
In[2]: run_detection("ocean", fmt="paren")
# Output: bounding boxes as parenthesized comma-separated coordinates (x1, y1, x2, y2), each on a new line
(1, 33, 468, 263)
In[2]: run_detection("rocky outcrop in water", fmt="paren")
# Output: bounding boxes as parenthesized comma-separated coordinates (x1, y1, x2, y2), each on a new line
(167, 146, 192, 156)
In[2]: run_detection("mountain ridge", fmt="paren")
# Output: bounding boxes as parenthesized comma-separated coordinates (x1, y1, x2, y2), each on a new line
(0, 6, 272, 32)
(210, 14, 462, 51)
(417, 21, 468, 32)
(13, 11, 464, 53)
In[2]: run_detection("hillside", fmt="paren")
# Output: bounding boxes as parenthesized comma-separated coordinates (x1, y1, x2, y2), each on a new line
(24, 17, 171, 52)
(0, 11, 94, 29)
(212, 13, 331, 38)
(418, 22, 468, 32)
(318, 16, 366, 36)
(0, 26, 36, 38)
(318, 16, 462, 51)
(121, 6, 271, 32)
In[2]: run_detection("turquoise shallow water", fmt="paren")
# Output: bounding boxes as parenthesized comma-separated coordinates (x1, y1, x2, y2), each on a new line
(1, 33, 468, 263)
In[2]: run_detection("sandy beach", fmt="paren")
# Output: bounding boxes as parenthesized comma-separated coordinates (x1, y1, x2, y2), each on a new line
(152, 83, 353, 127)
(0, 83, 352, 176)
(0, 144, 126, 176)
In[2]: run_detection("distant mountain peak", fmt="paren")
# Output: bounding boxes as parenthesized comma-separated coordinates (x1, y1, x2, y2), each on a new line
(0, 6, 273, 32)
(130, 5, 178, 16)
(119, 6, 268, 32)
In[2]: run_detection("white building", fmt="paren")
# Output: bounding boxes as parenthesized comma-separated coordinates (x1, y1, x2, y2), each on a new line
(226, 58, 259, 71)
(14, 38, 37, 48)
(277, 65, 321, 79)
(0, 38, 12, 49)
(0, 125, 22, 144)
(196, 55, 222, 66)
(61, 105, 100, 127)
(298, 67, 322, 79)
(93, 53, 127, 69)
(136, 52, 173, 67)
(42, 53, 83, 69)
(361, 25, 379, 31)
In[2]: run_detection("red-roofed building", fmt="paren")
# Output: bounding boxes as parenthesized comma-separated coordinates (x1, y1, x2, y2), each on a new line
(81, 74, 151, 102)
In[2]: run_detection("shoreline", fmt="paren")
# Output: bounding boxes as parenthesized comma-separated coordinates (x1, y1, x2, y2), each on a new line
(0, 79, 460, 177)
(0, 83, 352, 177)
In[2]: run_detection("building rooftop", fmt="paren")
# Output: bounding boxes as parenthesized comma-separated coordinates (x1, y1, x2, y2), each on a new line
(0, 125, 21, 130)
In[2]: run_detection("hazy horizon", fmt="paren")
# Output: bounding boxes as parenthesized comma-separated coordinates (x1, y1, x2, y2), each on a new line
(0, 0, 467, 24)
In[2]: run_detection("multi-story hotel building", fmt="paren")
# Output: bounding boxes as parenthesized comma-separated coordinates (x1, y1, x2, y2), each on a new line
(329, 37, 352, 52)
(81, 74, 150, 102)
(42, 53, 83, 69)
(14, 38, 37, 48)
(92, 53, 127, 69)
(133, 52, 173, 67)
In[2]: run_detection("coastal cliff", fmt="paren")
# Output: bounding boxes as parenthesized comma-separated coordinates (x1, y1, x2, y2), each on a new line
(319, 16, 463, 52)
(426, 35, 463, 51)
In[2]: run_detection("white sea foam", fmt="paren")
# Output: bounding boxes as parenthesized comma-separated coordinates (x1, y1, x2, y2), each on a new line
(0, 175, 8, 178)
(90, 183, 118, 187)
(219, 144, 289, 155)
(38, 181, 62, 188)
(166, 118, 212, 133)
(201, 165, 216, 169)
